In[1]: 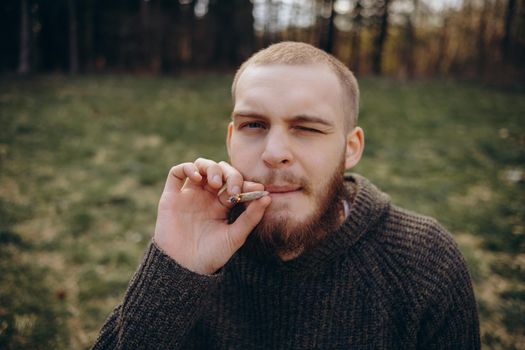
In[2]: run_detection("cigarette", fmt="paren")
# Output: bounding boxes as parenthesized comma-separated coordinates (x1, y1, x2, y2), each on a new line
(229, 191, 269, 204)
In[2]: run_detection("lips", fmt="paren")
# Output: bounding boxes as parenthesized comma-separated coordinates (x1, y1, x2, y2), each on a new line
(264, 184, 302, 194)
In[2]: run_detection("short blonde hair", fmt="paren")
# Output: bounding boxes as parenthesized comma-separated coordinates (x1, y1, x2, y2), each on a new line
(231, 41, 359, 131)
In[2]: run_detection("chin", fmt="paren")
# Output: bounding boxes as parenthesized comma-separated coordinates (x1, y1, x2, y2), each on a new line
(262, 207, 311, 227)
(261, 210, 288, 224)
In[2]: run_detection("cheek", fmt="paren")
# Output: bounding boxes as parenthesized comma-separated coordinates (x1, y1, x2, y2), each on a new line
(229, 139, 261, 170)
(303, 154, 337, 180)
(304, 148, 345, 190)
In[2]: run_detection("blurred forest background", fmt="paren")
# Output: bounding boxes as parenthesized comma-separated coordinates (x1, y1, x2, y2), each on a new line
(1, 0, 525, 349)
(1, 0, 524, 80)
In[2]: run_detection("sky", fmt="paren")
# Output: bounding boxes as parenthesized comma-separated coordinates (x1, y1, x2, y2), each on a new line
(193, 0, 464, 32)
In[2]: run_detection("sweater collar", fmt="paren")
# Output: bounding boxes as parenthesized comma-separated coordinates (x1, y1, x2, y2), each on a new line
(233, 173, 391, 275)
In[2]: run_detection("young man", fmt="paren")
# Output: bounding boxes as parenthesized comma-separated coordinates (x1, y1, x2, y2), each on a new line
(93, 42, 480, 349)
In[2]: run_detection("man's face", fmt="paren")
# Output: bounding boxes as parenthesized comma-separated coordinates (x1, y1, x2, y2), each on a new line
(227, 64, 351, 254)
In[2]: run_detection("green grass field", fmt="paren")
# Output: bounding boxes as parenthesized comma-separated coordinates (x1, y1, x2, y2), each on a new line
(1, 75, 524, 349)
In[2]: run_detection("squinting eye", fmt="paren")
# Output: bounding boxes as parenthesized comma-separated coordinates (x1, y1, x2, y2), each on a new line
(296, 126, 322, 133)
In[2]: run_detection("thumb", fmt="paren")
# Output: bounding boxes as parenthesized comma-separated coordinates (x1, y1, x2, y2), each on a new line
(227, 196, 271, 250)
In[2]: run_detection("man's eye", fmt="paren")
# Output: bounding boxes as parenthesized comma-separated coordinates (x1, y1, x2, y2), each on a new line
(243, 122, 265, 129)
(295, 126, 322, 133)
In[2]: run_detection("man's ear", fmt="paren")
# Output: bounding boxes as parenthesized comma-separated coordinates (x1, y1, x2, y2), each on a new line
(226, 122, 233, 158)
(345, 127, 365, 169)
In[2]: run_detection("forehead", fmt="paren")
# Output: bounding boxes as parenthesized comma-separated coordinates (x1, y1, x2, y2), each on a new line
(234, 64, 345, 125)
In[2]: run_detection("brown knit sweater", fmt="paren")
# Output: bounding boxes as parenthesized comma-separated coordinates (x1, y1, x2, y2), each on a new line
(93, 174, 480, 349)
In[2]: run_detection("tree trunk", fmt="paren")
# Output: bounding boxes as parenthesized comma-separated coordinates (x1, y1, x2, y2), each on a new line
(68, 0, 79, 74)
(434, 16, 449, 76)
(211, 0, 237, 67)
(350, 0, 363, 75)
(404, 0, 418, 79)
(17, 0, 31, 75)
(262, 0, 278, 47)
(477, 0, 488, 77)
(140, 0, 151, 69)
(502, 0, 516, 62)
(84, 0, 94, 72)
(234, 0, 255, 62)
(372, 0, 391, 75)
(151, 0, 164, 73)
(324, 0, 336, 54)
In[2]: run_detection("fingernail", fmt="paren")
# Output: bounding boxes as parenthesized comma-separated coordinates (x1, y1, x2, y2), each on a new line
(213, 175, 221, 184)
(231, 186, 241, 195)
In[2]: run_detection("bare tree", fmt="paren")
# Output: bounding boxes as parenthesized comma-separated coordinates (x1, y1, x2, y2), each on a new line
(502, 0, 517, 62)
(324, 0, 336, 53)
(477, 0, 489, 76)
(17, 0, 31, 74)
(140, 0, 151, 69)
(350, 0, 363, 75)
(372, 0, 392, 75)
(210, 0, 252, 67)
(84, 0, 94, 72)
(68, 0, 79, 74)
(433, 15, 449, 76)
(403, 0, 418, 78)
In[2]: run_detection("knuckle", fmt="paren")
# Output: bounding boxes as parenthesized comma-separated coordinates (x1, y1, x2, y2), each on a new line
(194, 157, 210, 165)
(220, 165, 241, 180)
(170, 163, 185, 174)
(228, 172, 242, 182)
(209, 163, 221, 172)
(219, 161, 234, 170)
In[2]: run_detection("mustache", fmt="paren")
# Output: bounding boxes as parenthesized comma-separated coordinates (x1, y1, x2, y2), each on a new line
(247, 171, 312, 194)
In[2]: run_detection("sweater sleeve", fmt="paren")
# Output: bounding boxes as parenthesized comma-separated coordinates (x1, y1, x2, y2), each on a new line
(416, 225, 481, 350)
(91, 240, 223, 350)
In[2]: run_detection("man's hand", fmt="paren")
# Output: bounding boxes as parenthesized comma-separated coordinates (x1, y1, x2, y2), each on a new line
(153, 158, 271, 275)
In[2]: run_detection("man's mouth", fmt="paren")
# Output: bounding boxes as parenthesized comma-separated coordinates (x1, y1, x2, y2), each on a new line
(264, 184, 302, 194)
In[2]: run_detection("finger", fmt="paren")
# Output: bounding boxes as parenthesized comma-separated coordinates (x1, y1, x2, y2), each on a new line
(227, 196, 271, 249)
(164, 163, 202, 193)
(179, 162, 206, 190)
(194, 158, 224, 190)
(242, 181, 264, 193)
(218, 161, 243, 196)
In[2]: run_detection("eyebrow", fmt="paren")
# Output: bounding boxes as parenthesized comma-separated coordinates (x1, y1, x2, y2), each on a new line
(232, 112, 335, 128)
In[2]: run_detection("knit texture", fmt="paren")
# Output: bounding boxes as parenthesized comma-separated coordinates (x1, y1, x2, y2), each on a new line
(92, 174, 480, 349)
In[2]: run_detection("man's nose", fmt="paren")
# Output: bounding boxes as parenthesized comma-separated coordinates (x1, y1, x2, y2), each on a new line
(261, 128, 294, 168)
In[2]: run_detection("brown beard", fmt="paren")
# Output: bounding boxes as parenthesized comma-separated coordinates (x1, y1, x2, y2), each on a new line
(231, 162, 348, 260)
